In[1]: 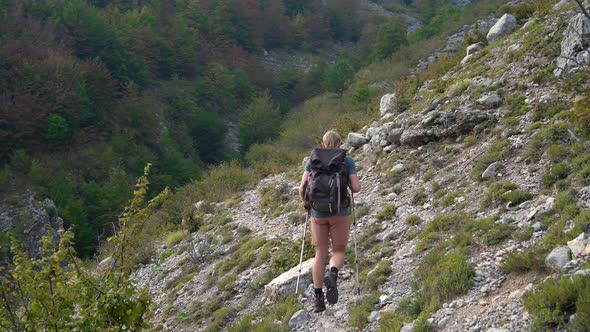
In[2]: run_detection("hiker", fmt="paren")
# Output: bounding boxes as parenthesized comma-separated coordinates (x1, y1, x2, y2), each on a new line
(299, 130, 361, 313)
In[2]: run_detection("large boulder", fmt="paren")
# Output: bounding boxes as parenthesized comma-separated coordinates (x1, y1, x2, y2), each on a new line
(431, 109, 497, 138)
(487, 14, 517, 42)
(288, 309, 311, 329)
(545, 246, 571, 272)
(264, 258, 313, 299)
(476, 94, 503, 109)
(387, 127, 404, 145)
(555, 13, 590, 76)
(400, 129, 430, 146)
(567, 233, 590, 258)
(348, 132, 370, 148)
(482, 161, 502, 180)
(380, 93, 397, 116)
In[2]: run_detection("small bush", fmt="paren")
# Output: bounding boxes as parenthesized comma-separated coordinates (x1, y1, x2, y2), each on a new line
(471, 139, 510, 180)
(414, 249, 474, 314)
(482, 223, 514, 245)
(166, 230, 186, 246)
(555, 190, 579, 220)
(440, 192, 459, 207)
(506, 94, 530, 117)
(524, 275, 590, 330)
(501, 245, 547, 273)
(348, 293, 380, 330)
(376, 204, 397, 221)
(259, 183, 289, 217)
(354, 205, 370, 219)
(405, 214, 421, 226)
(417, 214, 456, 252)
(541, 162, 571, 188)
(10, 149, 32, 174)
(412, 187, 428, 206)
(366, 260, 392, 291)
(0, 165, 10, 186)
(485, 180, 532, 206)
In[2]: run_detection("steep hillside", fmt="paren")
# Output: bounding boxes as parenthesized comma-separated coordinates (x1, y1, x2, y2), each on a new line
(130, 1, 590, 331)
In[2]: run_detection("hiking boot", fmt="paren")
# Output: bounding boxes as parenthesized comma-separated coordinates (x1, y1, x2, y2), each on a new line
(324, 271, 338, 304)
(314, 294, 326, 313)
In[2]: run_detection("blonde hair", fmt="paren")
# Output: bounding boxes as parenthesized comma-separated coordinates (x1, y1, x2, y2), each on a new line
(322, 130, 341, 148)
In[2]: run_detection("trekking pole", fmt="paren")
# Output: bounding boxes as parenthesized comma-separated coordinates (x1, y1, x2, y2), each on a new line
(295, 211, 310, 294)
(351, 190, 361, 297)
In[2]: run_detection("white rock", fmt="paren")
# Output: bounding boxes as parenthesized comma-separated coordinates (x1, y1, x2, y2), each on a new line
(386, 193, 397, 201)
(555, 13, 590, 76)
(487, 14, 517, 42)
(482, 161, 501, 180)
(380, 93, 397, 115)
(553, 0, 571, 11)
(401, 322, 415, 332)
(567, 233, 590, 258)
(368, 311, 381, 323)
(379, 294, 391, 306)
(348, 132, 370, 148)
(288, 309, 311, 329)
(391, 164, 406, 173)
(539, 95, 552, 103)
(545, 246, 571, 272)
(477, 94, 503, 109)
(438, 316, 451, 328)
(466, 42, 484, 55)
(264, 258, 313, 299)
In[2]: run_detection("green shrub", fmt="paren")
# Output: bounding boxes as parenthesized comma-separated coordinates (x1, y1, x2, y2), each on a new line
(0, 164, 10, 186)
(501, 245, 547, 273)
(376, 204, 397, 221)
(414, 249, 474, 314)
(239, 295, 301, 331)
(366, 260, 392, 291)
(166, 230, 186, 246)
(10, 149, 32, 174)
(354, 205, 370, 219)
(485, 180, 532, 206)
(440, 192, 459, 207)
(412, 187, 428, 206)
(204, 306, 236, 332)
(555, 190, 579, 220)
(506, 94, 530, 117)
(571, 96, 590, 138)
(405, 214, 421, 226)
(525, 122, 569, 161)
(524, 275, 590, 330)
(348, 292, 380, 330)
(482, 223, 514, 245)
(380, 311, 407, 332)
(47, 114, 70, 145)
(541, 162, 571, 188)
(417, 214, 456, 252)
(259, 183, 289, 216)
(471, 139, 510, 180)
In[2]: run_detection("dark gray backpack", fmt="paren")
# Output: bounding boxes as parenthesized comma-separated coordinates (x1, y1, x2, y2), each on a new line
(305, 148, 350, 213)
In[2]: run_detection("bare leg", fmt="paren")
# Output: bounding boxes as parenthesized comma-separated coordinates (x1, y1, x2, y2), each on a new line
(313, 247, 328, 288)
(329, 249, 346, 270)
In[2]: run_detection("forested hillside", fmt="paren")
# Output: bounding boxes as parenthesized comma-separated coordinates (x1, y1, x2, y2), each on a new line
(0, 0, 473, 256)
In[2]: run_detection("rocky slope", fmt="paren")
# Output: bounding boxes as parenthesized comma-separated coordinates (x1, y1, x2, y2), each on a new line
(133, 2, 590, 331)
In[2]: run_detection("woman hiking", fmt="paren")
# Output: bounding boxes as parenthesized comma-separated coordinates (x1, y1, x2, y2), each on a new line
(299, 130, 361, 313)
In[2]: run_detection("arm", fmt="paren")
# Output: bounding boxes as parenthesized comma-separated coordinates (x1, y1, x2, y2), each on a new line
(299, 171, 309, 201)
(349, 174, 361, 193)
